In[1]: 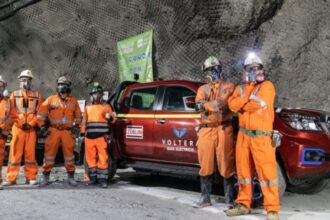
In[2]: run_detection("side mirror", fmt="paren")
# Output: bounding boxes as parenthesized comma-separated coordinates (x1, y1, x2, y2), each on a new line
(183, 96, 196, 109)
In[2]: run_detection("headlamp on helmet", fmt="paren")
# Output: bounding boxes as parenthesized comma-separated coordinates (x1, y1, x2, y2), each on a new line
(89, 82, 103, 95)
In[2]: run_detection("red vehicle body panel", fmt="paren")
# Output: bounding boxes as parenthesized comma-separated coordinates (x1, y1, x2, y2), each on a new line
(112, 80, 330, 184)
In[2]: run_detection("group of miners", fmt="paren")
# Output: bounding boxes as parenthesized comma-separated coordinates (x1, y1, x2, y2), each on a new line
(195, 52, 279, 220)
(0, 51, 279, 220)
(0, 70, 116, 189)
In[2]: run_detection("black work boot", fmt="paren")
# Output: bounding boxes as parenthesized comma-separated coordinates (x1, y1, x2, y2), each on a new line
(99, 179, 108, 188)
(223, 176, 236, 205)
(194, 175, 212, 208)
(39, 171, 50, 187)
(67, 172, 78, 186)
(86, 175, 97, 186)
(97, 168, 108, 188)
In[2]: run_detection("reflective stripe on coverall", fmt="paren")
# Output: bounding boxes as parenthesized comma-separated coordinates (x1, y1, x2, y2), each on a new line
(6, 90, 41, 182)
(228, 80, 280, 212)
(37, 95, 82, 172)
(81, 103, 116, 180)
(195, 80, 234, 177)
(0, 97, 11, 182)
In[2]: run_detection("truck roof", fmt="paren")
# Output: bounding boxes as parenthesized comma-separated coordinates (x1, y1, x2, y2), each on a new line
(127, 80, 204, 90)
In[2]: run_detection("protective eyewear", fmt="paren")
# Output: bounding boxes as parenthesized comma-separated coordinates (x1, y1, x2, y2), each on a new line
(245, 66, 263, 72)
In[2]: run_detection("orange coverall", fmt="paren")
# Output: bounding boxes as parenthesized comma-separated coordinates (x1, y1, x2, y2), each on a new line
(7, 89, 42, 183)
(0, 97, 11, 182)
(228, 80, 279, 212)
(195, 80, 235, 178)
(81, 103, 116, 181)
(37, 95, 82, 173)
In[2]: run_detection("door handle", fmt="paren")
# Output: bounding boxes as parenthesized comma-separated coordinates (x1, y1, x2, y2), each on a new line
(157, 119, 167, 124)
(120, 118, 131, 124)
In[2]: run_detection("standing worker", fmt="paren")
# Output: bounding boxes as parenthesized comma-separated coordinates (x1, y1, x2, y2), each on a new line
(81, 82, 116, 188)
(0, 76, 11, 189)
(194, 56, 235, 207)
(3, 70, 41, 186)
(38, 76, 82, 186)
(226, 52, 279, 220)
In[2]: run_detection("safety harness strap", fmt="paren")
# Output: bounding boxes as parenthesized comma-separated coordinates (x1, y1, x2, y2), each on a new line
(239, 127, 272, 137)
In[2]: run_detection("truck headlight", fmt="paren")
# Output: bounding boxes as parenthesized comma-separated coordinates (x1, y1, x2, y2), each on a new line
(279, 112, 323, 131)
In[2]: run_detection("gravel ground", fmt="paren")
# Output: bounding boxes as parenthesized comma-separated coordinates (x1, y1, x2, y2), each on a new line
(1, 166, 330, 220)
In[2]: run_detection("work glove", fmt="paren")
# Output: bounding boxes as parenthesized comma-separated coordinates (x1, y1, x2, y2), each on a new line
(77, 133, 84, 143)
(22, 123, 31, 131)
(195, 102, 205, 112)
(105, 113, 113, 121)
(104, 134, 112, 145)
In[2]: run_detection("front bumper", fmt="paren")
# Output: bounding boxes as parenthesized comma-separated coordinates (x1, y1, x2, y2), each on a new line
(279, 139, 330, 185)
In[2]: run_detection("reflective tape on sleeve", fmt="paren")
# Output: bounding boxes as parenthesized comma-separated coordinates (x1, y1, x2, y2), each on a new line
(249, 94, 267, 109)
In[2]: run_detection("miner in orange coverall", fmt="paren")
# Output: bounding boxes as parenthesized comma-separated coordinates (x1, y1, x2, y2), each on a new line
(194, 56, 235, 208)
(81, 82, 116, 188)
(38, 76, 82, 187)
(3, 70, 42, 186)
(0, 76, 11, 190)
(226, 52, 279, 220)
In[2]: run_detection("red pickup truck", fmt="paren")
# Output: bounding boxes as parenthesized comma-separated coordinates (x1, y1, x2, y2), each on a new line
(103, 80, 330, 196)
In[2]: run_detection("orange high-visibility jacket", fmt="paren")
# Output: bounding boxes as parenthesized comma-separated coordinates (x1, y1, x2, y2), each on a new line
(81, 103, 116, 138)
(228, 81, 275, 131)
(37, 95, 82, 129)
(0, 97, 11, 135)
(9, 89, 42, 128)
(195, 80, 235, 124)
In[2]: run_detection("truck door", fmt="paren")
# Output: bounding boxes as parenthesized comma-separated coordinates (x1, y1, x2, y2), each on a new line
(116, 86, 158, 159)
(153, 86, 200, 165)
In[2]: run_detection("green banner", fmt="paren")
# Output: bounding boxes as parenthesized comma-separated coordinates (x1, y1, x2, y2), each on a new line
(117, 30, 153, 83)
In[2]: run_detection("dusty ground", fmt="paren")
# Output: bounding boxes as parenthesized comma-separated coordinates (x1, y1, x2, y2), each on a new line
(0, 166, 330, 220)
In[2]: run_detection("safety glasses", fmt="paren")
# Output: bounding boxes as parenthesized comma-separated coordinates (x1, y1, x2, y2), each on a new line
(245, 65, 263, 72)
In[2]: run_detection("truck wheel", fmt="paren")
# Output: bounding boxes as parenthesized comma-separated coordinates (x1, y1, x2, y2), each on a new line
(107, 156, 117, 183)
(35, 148, 44, 166)
(277, 162, 287, 197)
(287, 179, 328, 194)
(76, 140, 85, 165)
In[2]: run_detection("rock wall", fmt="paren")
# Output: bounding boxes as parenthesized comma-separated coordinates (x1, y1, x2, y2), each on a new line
(0, 0, 329, 111)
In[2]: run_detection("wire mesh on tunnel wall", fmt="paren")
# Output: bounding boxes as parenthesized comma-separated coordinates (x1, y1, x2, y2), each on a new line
(0, 0, 329, 111)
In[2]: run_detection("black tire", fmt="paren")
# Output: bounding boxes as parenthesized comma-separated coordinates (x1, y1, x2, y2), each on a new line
(107, 156, 117, 182)
(76, 140, 85, 165)
(277, 162, 287, 197)
(287, 179, 328, 194)
(35, 148, 44, 166)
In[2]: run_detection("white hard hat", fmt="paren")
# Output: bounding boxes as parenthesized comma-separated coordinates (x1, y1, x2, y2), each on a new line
(202, 56, 221, 72)
(18, 69, 34, 79)
(57, 76, 72, 85)
(244, 52, 263, 67)
(0, 75, 6, 85)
